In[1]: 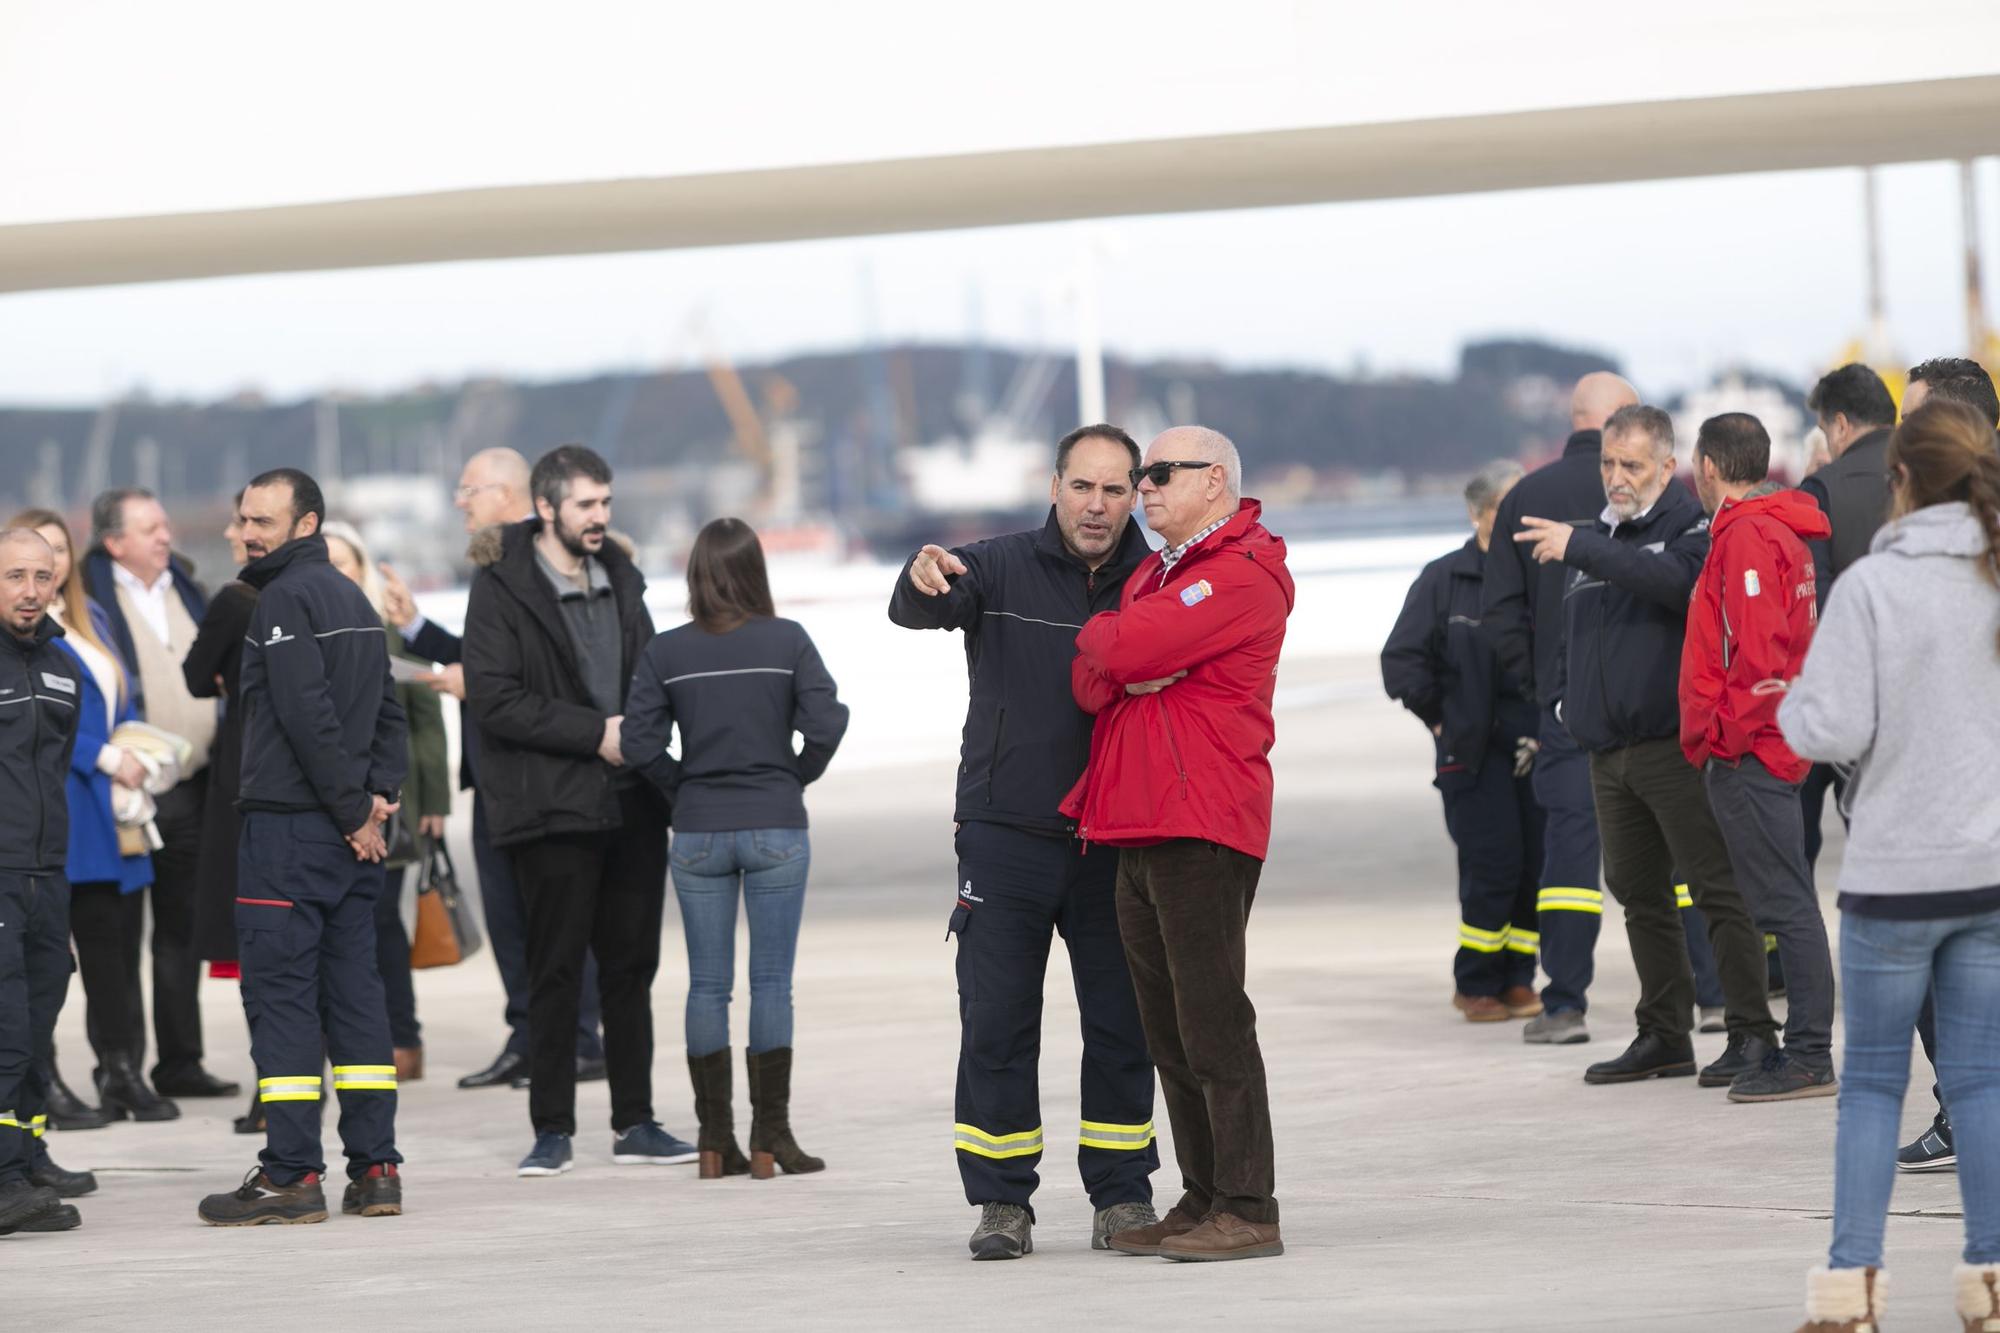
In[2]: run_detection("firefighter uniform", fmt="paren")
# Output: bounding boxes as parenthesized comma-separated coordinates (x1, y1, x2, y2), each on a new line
(889, 508, 1158, 1217)
(1531, 713, 1603, 1011)
(1382, 536, 1545, 995)
(0, 614, 81, 1193)
(232, 532, 408, 1186)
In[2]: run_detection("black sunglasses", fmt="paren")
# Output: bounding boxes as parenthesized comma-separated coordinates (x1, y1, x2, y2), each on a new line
(1129, 460, 1214, 489)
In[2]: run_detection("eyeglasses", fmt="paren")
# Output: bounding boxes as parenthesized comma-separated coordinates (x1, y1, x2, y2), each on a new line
(1129, 460, 1215, 489)
(455, 482, 504, 502)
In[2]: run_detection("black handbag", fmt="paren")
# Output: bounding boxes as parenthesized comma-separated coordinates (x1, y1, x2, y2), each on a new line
(410, 839, 484, 969)
(382, 809, 420, 868)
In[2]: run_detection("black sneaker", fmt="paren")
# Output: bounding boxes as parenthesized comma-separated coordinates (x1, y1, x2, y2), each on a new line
(0, 1180, 62, 1233)
(197, 1167, 329, 1226)
(1583, 1032, 1696, 1084)
(342, 1164, 403, 1216)
(1698, 1032, 1775, 1087)
(1726, 1050, 1837, 1103)
(1897, 1114, 1956, 1173)
(0, 1202, 80, 1233)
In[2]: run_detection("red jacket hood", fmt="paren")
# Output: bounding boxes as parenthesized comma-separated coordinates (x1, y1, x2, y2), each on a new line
(1712, 490, 1831, 542)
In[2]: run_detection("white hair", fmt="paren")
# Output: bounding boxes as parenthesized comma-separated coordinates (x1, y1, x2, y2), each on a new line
(1464, 459, 1524, 513)
(1160, 426, 1241, 498)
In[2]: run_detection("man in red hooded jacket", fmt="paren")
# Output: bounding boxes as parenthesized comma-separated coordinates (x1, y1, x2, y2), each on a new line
(1061, 426, 1295, 1263)
(1678, 412, 1836, 1105)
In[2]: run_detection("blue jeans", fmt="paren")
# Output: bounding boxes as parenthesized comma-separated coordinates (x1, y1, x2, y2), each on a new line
(669, 828, 811, 1058)
(1830, 909, 2000, 1268)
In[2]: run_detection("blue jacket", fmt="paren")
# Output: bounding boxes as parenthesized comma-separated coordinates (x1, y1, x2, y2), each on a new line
(53, 607, 155, 893)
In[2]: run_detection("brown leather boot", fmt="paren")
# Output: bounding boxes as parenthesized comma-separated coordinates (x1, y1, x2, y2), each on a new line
(1158, 1211, 1284, 1262)
(1500, 985, 1544, 1018)
(1795, 1266, 1884, 1332)
(1106, 1203, 1202, 1256)
(745, 1047, 824, 1177)
(1958, 1263, 2000, 1332)
(1453, 993, 1510, 1023)
(686, 1050, 749, 1178)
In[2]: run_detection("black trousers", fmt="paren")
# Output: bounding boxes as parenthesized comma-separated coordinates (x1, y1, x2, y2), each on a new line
(473, 795, 603, 1061)
(68, 880, 147, 1065)
(237, 811, 399, 1184)
(150, 773, 209, 1080)
(1588, 738, 1777, 1044)
(1116, 839, 1277, 1226)
(374, 865, 421, 1049)
(1532, 710, 1602, 1014)
(1440, 743, 1543, 997)
(0, 872, 72, 1185)
(509, 785, 668, 1138)
(947, 821, 1157, 1214)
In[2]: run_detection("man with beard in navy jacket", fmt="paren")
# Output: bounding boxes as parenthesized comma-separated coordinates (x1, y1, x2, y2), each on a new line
(889, 424, 1161, 1262)
(1514, 406, 1779, 1091)
(198, 469, 409, 1227)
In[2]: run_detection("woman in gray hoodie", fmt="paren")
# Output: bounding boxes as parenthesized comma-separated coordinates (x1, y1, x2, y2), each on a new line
(1778, 399, 2000, 1333)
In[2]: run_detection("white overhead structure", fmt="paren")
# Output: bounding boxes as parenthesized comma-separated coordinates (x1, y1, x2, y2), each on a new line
(4, 74, 1999, 296)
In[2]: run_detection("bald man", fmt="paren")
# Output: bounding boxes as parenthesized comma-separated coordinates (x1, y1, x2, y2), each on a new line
(378, 448, 606, 1091)
(0, 529, 87, 1233)
(1481, 372, 1638, 1045)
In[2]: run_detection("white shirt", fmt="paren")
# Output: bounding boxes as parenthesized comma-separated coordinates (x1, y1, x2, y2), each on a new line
(111, 561, 176, 646)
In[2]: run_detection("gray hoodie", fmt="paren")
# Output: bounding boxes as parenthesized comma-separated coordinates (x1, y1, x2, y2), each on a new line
(1778, 502, 2000, 896)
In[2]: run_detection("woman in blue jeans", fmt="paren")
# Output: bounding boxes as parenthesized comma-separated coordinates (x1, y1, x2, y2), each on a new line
(622, 517, 849, 1179)
(1779, 398, 2000, 1333)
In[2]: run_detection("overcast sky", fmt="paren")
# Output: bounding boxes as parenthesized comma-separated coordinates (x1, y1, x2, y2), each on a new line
(2, 1, 1995, 407)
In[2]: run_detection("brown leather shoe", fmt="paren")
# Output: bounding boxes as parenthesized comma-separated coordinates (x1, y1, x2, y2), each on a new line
(1500, 986, 1544, 1018)
(1159, 1211, 1284, 1262)
(1452, 993, 1510, 1023)
(393, 1048, 423, 1083)
(1106, 1204, 1202, 1256)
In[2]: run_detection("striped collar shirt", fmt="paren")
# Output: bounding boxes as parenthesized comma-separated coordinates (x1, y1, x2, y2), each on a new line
(1157, 514, 1233, 584)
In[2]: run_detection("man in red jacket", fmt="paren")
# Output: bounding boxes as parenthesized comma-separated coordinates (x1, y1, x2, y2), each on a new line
(1061, 426, 1295, 1263)
(1679, 413, 1835, 1105)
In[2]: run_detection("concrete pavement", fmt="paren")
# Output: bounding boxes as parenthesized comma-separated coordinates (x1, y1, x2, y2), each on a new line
(19, 656, 1971, 1331)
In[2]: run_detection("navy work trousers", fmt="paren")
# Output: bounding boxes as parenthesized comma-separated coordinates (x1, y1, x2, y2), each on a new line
(1532, 709, 1602, 1014)
(948, 820, 1157, 1216)
(0, 871, 71, 1184)
(237, 811, 400, 1185)
(1439, 741, 1543, 996)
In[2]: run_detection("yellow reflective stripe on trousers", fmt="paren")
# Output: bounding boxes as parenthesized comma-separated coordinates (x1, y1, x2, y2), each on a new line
(1457, 921, 1508, 954)
(1764, 933, 1779, 953)
(258, 1075, 324, 1103)
(332, 1065, 398, 1092)
(1078, 1119, 1156, 1150)
(1674, 883, 1693, 909)
(29, 1113, 46, 1138)
(1505, 928, 1540, 955)
(1538, 887, 1604, 915)
(954, 1123, 1045, 1160)
(0, 1111, 18, 1129)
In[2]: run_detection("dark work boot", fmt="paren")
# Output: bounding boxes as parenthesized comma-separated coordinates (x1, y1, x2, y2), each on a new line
(341, 1164, 403, 1217)
(197, 1167, 328, 1226)
(1699, 1031, 1776, 1088)
(29, 1141, 98, 1197)
(746, 1047, 824, 1177)
(686, 1050, 750, 1179)
(1583, 1032, 1697, 1084)
(0, 1180, 62, 1233)
(45, 1056, 113, 1131)
(95, 1053, 180, 1122)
